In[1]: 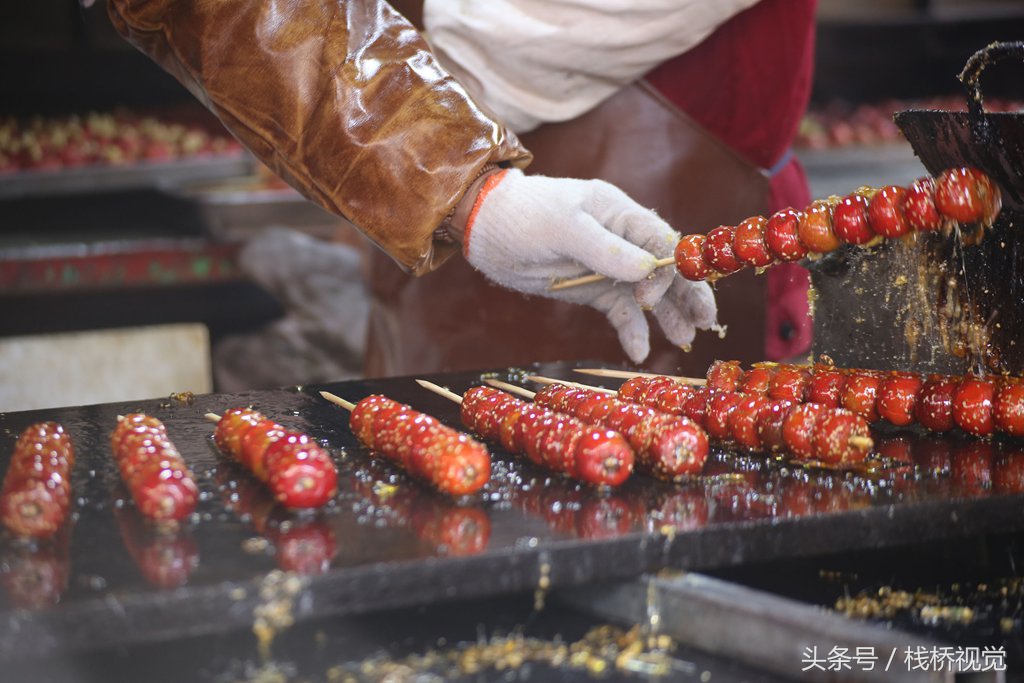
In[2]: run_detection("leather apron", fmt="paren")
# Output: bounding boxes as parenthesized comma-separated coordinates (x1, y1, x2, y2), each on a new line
(364, 74, 773, 377)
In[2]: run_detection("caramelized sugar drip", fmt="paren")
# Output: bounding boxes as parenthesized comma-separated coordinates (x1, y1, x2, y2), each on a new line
(814, 208, 1022, 375)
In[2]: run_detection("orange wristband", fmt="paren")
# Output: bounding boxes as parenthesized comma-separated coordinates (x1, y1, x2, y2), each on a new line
(463, 169, 509, 257)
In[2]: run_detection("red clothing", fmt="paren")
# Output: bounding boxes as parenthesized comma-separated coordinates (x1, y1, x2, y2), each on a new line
(646, 0, 817, 360)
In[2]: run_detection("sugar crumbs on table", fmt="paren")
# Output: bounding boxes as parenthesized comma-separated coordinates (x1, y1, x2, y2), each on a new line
(330, 624, 680, 681)
(169, 391, 196, 405)
(252, 570, 307, 660)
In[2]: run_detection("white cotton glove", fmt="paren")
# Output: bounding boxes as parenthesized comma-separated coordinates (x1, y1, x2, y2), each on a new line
(463, 168, 717, 363)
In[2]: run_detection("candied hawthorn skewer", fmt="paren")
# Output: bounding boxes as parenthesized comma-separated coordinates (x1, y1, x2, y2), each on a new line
(551, 166, 1001, 291)
(678, 167, 1000, 282)
(486, 379, 707, 479)
(415, 381, 634, 487)
(583, 362, 1022, 440)
(556, 375, 873, 468)
(110, 414, 198, 522)
(207, 409, 338, 508)
(320, 391, 489, 496)
(706, 362, 1007, 439)
(1, 422, 74, 539)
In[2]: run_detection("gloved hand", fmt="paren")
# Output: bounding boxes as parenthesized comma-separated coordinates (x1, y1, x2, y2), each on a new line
(460, 168, 717, 362)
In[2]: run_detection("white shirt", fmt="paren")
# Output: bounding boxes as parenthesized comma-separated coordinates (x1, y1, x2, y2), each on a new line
(424, 0, 763, 133)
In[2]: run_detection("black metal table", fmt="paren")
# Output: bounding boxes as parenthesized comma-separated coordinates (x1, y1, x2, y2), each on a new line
(2, 362, 1023, 664)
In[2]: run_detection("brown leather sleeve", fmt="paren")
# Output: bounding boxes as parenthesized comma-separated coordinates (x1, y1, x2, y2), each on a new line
(107, 0, 531, 273)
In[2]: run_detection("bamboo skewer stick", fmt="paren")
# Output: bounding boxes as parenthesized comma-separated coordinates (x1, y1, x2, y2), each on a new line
(549, 256, 676, 291)
(483, 379, 537, 399)
(415, 380, 464, 405)
(573, 368, 707, 385)
(319, 391, 357, 411)
(205, 412, 221, 423)
(524, 376, 616, 394)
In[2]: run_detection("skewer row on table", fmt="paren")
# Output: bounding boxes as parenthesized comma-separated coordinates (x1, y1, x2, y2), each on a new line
(525, 382, 708, 479)
(5, 354, 1021, 536)
(482, 379, 709, 479)
(525, 377, 874, 468)
(408, 382, 635, 487)
(693, 360, 1024, 438)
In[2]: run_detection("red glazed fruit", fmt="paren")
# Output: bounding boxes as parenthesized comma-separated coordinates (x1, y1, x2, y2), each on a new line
(707, 360, 744, 392)
(701, 226, 743, 274)
(782, 404, 826, 459)
(682, 387, 712, 424)
(764, 208, 807, 261)
(727, 395, 770, 450)
(797, 199, 841, 253)
(768, 365, 810, 402)
(807, 367, 846, 408)
(841, 372, 882, 423)
(832, 194, 876, 245)
(264, 436, 339, 508)
(868, 185, 910, 238)
(935, 167, 1000, 225)
(757, 399, 794, 452)
(914, 377, 958, 432)
(618, 376, 648, 402)
(739, 365, 775, 395)
(877, 373, 923, 427)
(902, 177, 942, 232)
(573, 430, 634, 487)
(952, 377, 995, 437)
(732, 216, 774, 268)
(994, 381, 1024, 437)
(706, 392, 742, 440)
(811, 410, 872, 467)
(674, 234, 710, 281)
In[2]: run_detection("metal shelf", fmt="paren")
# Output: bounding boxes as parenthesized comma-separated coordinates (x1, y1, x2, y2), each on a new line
(796, 143, 928, 199)
(0, 153, 255, 200)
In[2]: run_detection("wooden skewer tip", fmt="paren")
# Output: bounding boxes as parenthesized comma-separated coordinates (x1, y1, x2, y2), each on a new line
(319, 391, 357, 411)
(415, 379, 464, 405)
(849, 435, 874, 449)
(204, 412, 222, 423)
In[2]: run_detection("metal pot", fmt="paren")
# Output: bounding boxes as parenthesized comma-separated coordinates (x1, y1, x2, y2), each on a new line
(810, 42, 1024, 376)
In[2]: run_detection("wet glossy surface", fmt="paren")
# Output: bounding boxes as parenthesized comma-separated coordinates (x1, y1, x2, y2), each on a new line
(2, 362, 1024, 656)
(709, 531, 1024, 675)
(5, 591, 789, 683)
